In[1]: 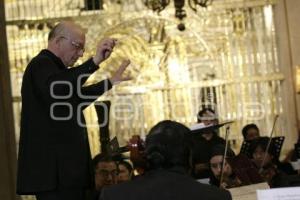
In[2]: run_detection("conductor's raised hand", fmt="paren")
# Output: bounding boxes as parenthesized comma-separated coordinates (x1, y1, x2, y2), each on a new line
(109, 60, 132, 85)
(93, 38, 117, 65)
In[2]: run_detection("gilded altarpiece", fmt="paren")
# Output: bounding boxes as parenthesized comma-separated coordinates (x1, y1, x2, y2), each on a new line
(5, 0, 284, 171)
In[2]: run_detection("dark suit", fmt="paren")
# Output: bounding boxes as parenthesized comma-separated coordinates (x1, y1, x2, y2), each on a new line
(100, 168, 232, 200)
(17, 49, 112, 195)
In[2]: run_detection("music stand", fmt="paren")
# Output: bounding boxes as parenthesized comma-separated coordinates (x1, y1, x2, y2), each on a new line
(240, 136, 285, 159)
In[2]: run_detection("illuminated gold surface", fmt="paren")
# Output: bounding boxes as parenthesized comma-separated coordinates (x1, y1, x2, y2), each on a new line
(297, 65, 300, 93)
(5, 0, 283, 168)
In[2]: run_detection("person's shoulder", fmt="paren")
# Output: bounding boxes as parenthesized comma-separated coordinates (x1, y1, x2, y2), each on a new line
(277, 162, 297, 175)
(101, 175, 232, 200)
(100, 180, 138, 199)
(195, 182, 231, 199)
(162, 171, 232, 199)
(31, 50, 53, 64)
(176, 177, 231, 199)
(26, 50, 56, 72)
(26, 51, 48, 67)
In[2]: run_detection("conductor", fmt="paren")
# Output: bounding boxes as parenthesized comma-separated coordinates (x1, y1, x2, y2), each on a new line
(16, 21, 131, 200)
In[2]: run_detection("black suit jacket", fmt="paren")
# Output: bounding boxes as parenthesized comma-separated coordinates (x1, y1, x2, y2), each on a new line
(17, 50, 112, 194)
(100, 168, 232, 200)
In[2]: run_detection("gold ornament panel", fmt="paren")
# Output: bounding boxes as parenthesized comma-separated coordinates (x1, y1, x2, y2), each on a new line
(5, 0, 283, 168)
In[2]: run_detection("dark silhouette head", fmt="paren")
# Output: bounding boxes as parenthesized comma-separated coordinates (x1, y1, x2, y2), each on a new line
(242, 123, 260, 141)
(145, 120, 192, 170)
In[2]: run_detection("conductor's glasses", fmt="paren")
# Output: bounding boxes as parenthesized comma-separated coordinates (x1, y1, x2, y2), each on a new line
(61, 36, 85, 53)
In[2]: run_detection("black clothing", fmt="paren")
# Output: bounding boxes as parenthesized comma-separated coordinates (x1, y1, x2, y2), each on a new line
(17, 49, 112, 194)
(192, 134, 225, 178)
(100, 167, 232, 200)
(192, 134, 225, 163)
(269, 162, 298, 188)
(35, 189, 85, 200)
(88, 189, 101, 200)
(277, 162, 297, 175)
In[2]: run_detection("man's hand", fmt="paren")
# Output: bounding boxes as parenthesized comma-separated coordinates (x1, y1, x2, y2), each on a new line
(109, 60, 132, 85)
(93, 38, 117, 65)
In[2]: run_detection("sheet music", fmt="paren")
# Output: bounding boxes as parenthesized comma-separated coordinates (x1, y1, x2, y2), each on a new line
(290, 160, 300, 170)
(190, 123, 212, 131)
(228, 182, 269, 200)
(196, 178, 210, 185)
(257, 187, 300, 200)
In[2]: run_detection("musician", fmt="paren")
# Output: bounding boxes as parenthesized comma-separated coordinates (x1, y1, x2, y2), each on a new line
(16, 21, 131, 200)
(117, 160, 133, 183)
(209, 144, 264, 189)
(90, 154, 119, 200)
(100, 120, 232, 200)
(192, 108, 226, 179)
(197, 108, 224, 143)
(209, 144, 238, 188)
(249, 137, 296, 187)
(242, 123, 260, 141)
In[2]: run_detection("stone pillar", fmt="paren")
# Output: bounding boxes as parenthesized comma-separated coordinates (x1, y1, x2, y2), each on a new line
(283, 0, 300, 138)
(274, 0, 300, 151)
(0, 1, 19, 200)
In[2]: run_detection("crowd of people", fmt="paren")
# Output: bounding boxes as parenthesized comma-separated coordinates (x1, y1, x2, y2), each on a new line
(89, 108, 300, 200)
(16, 20, 300, 200)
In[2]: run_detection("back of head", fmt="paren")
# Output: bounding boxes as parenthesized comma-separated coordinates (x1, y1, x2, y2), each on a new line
(145, 120, 192, 170)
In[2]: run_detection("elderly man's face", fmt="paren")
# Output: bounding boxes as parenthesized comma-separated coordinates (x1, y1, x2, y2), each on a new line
(59, 30, 85, 67)
(95, 161, 118, 191)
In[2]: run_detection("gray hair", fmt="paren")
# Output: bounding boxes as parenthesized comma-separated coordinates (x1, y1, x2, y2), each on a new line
(48, 22, 66, 41)
(48, 21, 85, 41)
